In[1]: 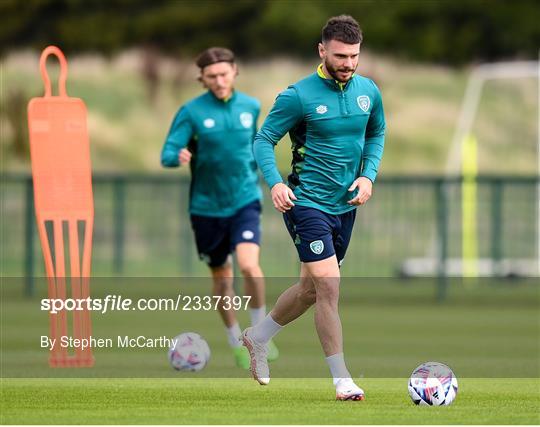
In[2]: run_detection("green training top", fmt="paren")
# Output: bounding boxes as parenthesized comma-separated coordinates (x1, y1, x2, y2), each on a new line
(254, 66, 386, 215)
(161, 90, 262, 217)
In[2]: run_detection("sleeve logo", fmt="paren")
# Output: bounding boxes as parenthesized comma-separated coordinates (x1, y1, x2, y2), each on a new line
(240, 112, 253, 128)
(309, 240, 324, 255)
(357, 95, 370, 112)
(316, 105, 328, 114)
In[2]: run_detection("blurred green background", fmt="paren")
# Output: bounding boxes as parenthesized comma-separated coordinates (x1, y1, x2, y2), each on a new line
(0, 1, 538, 281)
(1, 0, 538, 174)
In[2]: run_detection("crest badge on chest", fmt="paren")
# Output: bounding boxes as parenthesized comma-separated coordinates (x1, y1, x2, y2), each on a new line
(357, 95, 370, 112)
(203, 118, 215, 128)
(240, 112, 253, 128)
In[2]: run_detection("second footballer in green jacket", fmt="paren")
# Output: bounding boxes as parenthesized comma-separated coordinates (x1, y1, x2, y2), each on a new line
(161, 47, 278, 369)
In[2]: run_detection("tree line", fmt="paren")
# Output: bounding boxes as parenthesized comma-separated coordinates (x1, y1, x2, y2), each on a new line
(1, 0, 539, 65)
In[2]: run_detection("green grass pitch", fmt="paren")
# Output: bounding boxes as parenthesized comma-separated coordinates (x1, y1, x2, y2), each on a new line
(1, 378, 539, 424)
(2, 279, 539, 424)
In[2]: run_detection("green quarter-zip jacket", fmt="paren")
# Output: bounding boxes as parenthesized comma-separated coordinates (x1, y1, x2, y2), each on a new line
(161, 90, 262, 217)
(254, 67, 386, 215)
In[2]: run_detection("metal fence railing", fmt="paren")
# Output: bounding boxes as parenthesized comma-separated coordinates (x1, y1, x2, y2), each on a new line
(2, 174, 538, 291)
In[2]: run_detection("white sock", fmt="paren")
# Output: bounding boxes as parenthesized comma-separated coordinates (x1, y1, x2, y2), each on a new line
(250, 313, 282, 344)
(226, 323, 242, 348)
(325, 353, 351, 386)
(250, 305, 266, 326)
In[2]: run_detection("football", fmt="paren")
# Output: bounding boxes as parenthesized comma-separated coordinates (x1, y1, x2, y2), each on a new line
(168, 332, 211, 371)
(408, 362, 458, 406)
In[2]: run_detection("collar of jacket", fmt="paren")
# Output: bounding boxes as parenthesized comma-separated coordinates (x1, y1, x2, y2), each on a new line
(316, 64, 354, 91)
(209, 89, 237, 103)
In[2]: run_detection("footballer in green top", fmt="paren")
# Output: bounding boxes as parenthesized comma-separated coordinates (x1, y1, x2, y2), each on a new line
(242, 16, 386, 400)
(161, 47, 278, 369)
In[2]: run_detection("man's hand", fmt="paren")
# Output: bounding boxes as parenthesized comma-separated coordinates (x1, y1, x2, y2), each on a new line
(178, 148, 192, 165)
(347, 177, 373, 206)
(271, 183, 297, 212)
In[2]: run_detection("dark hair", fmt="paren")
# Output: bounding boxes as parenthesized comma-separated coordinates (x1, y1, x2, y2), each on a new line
(322, 15, 363, 44)
(195, 47, 235, 70)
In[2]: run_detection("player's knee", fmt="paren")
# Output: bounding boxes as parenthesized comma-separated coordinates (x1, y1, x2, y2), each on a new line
(211, 267, 233, 295)
(212, 278, 233, 296)
(297, 287, 316, 306)
(314, 280, 340, 303)
(238, 262, 260, 278)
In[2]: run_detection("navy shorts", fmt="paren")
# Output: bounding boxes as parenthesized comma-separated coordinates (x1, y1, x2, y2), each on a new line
(283, 205, 356, 264)
(190, 200, 261, 268)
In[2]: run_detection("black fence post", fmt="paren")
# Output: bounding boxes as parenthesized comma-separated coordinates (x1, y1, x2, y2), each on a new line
(436, 179, 449, 302)
(113, 176, 126, 274)
(490, 179, 503, 276)
(179, 180, 193, 276)
(24, 176, 35, 296)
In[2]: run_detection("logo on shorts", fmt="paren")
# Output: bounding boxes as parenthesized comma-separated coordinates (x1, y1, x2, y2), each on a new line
(239, 112, 253, 128)
(316, 105, 328, 114)
(310, 240, 324, 255)
(357, 95, 370, 112)
(242, 230, 254, 240)
(200, 254, 212, 264)
(203, 118, 215, 128)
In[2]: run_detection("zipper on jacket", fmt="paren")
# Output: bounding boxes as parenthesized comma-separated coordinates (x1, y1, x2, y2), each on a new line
(338, 90, 349, 115)
(224, 99, 232, 129)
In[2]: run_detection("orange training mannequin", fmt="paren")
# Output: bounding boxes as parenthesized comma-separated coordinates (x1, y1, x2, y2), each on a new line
(28, 46, 94, 367)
